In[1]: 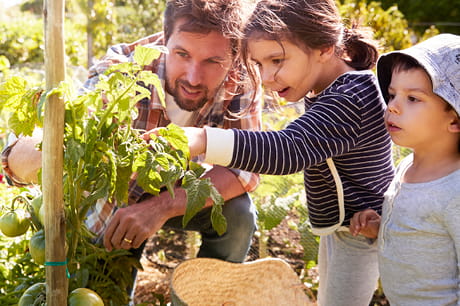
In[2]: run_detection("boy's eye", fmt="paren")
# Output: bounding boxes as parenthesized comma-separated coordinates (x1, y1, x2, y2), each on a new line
(408, 96, 420, 102)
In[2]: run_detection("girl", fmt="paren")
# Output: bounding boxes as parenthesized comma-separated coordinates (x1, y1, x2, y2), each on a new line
(147, 0, 394, 304)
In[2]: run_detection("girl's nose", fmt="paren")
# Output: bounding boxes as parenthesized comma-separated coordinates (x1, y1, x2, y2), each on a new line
(260, 67, 275, 85)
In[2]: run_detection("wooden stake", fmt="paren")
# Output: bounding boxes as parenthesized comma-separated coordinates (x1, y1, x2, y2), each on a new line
(43, 0, 68, 304)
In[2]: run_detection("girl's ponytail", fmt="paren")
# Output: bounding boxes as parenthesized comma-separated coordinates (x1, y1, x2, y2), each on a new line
(342, 25, 379, 70)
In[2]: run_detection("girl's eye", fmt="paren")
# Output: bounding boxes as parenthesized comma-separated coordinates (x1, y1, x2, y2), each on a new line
(272, 58, 283, 65)
(387, 93, 395, 101)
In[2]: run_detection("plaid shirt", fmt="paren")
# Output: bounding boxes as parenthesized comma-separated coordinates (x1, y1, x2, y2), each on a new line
(82, 32, 262, 236)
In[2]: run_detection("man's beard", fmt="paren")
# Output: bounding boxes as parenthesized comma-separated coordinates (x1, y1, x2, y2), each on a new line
(165, 78, 210, 112)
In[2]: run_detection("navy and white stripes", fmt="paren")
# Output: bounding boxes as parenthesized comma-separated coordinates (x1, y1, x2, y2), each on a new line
(229, 71, 395, 230)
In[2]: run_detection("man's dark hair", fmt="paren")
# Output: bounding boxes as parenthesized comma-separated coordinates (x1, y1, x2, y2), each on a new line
(163, 0, 257, 113)
(164, 0, 248, 59)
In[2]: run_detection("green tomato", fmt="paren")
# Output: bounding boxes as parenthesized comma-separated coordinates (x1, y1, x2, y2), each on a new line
(68, 288, 104, 306)
(39, 203, 45, 225)
(0, 209, 30, 237)
(18, 282, 46, 306)
(30, 229, 45, 265)
(31, 195, 43, 216)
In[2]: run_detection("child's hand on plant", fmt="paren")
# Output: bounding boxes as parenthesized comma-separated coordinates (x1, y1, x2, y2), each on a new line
(142, 126, 207, 158)
(349, 208, 381, 239)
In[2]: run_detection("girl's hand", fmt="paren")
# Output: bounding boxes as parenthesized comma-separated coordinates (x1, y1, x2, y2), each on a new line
(142, 126, 207, 158)
(349, 209, 381, 239)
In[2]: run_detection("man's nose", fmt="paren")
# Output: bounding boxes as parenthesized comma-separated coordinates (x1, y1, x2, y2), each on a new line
(185, 62, 203, 86)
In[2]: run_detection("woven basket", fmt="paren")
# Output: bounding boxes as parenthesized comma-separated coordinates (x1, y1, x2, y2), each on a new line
(170, 257, 312, 306)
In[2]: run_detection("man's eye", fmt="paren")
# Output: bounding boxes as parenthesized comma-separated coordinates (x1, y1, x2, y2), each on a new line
(177, 51, 188, 58)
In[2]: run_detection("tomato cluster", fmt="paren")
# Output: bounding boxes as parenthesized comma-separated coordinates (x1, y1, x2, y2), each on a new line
(19, 283, 104, 306)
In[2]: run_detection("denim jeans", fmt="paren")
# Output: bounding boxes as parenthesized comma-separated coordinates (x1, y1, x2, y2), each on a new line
(163, 192, 257, 262)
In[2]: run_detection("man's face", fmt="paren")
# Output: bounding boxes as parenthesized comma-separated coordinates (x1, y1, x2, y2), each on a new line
(165, 18, 233, 111)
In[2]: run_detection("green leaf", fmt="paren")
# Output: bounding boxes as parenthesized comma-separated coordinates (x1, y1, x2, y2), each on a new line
(0, 55, 10, 70)
(188, 161, 206, 178)
(259, 194, 296, 230)
(134, 151, 163, 195)
(210, 186, 226, 235)
(137, 71, 165, 107)
(133, 45, 163, 67)
(159, 123, 190, 158)
(181, 172, 211, 227)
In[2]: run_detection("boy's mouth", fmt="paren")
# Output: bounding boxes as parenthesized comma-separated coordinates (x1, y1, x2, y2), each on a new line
(386, 120, 401, 132)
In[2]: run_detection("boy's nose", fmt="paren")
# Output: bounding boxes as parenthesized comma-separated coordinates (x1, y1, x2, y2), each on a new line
(387, 99, 400, 114)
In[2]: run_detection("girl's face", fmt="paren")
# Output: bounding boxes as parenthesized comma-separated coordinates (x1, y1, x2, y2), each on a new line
(385, 67, 459, 152)
(248, 38, 322, 102)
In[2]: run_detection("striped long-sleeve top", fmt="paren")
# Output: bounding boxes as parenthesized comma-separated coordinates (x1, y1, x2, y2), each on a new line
(205, 71, 395, 233)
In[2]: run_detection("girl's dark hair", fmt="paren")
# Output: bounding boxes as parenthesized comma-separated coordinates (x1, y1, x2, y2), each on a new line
(242, 0, 379, 73)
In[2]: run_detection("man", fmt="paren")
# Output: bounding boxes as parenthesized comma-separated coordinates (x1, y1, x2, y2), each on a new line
(3, 0, 261, 268)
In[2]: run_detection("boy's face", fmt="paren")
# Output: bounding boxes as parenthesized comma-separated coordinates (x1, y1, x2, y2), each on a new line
(164, 18, 233, 111)
(385, 67, 459, 151)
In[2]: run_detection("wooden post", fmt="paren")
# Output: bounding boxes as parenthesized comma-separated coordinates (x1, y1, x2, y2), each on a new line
(43, 0, 68, 304)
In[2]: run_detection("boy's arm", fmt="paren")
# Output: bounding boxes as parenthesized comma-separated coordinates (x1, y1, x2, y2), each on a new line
(349, 208, 381, 239)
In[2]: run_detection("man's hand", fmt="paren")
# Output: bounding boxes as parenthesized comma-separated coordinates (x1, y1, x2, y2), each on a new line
(103, 188, 186, 251)
(349, 208, 381, 239)
(142, 126, 207, 158)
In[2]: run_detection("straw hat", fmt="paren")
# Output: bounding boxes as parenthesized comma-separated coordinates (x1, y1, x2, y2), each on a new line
(170, 257, 312, 306)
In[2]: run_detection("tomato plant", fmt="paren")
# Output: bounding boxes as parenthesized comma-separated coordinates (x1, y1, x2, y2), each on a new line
(0, 45, 226, 305)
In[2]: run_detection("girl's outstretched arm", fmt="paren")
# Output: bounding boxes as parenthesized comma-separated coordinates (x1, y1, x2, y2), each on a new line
(349, 209, 381, 239)
(142, 126, 207, 158)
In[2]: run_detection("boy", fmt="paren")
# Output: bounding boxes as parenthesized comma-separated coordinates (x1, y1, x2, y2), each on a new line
(350, 34, 460, 305)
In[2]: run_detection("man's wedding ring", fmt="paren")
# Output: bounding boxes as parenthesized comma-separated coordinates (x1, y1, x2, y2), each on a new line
(123, 238, 133, 244)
